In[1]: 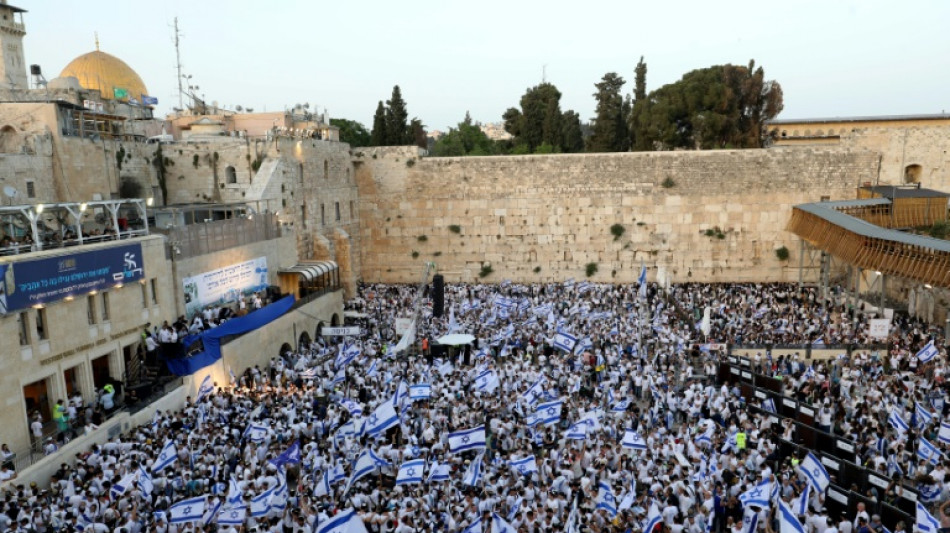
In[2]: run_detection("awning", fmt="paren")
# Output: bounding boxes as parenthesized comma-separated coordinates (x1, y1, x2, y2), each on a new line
(278, 260, 338, 282)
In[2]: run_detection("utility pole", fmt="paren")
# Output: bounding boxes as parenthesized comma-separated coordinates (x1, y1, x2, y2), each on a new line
(542, 64, 547, 83)
(174, 17, 183, 111)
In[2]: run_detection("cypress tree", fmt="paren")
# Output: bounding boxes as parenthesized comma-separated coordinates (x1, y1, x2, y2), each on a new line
(370, 101, 387, 146)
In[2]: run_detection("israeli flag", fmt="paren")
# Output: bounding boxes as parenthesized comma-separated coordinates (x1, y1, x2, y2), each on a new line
(917, 402, 935, 428)
(448, 426, 487, 453)
(475, 370, 500, 394)
(153, 440, 178, 472)
(299, 367, 319, 380)
(532, 400, 563, 426)
(621, 429, 647, 450)
(917, 340, 939, 363)
(314, 469, 332, 497)
(270, 440, 301, 468)
(638, 264, 647, 298)
(346, 448, 391, 494)
(762, 398, 777, 414)
(887, 455, 904, 477)
(169, 496, 206, 524)
(611, 399, 632, 413)
(577, 281, 592, 293)
(596, 481, 618, 517)
(136, 466, 153, 497)
(428, 461, 451, 483)
(111, 472, 136, 499)
(244, 423, 270, 443)
(553, 330, 578, 353)
(800, 452, 831, 493)
(331, 366, 346, 386)
(739, 479, 772, 508)
(250, 487, 274, 517)
(939, 421, 950, 445)
(694, 433, 712, 448)
(522, 375, 547, 405)
(395, 459, 425, 486)
(492, 512, 518, 533)
(919, 437, 944, 465)
(509, 456, 539, 476)
(410, 384, 432, 401)
(565, 422, 589, 441)
(462, 517, 482, 533)
(366, 359, 379, 378)
(644, 502, 663, 533)
(888, 411, 909, 433)
(364, 399, 399, 438)
(197, 375, 214, 401)
(574, 337, 594, 355)
(918, 502, 941, 533)
(797, 484, 810, 516)
(216, 506, 246, 526)
(778, 498, 806, 533)
(314, 508, 368, 533)
(919, 483, 943, 503)
(338, 398, 363, 417)
(462, 453, 484, 486)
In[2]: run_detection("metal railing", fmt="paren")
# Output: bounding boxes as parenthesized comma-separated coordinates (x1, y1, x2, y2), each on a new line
(155, 213, 282, 259)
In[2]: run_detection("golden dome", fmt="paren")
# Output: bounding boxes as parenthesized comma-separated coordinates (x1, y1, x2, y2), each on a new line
(59, 50, 148, 101)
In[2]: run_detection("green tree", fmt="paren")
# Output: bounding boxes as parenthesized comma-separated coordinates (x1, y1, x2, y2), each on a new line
(385, 85, 410, 145)
(630, 56, 649, 150)
(431, 112, 500, 157)
(330, 118, 371, 147)
(503, 82, 584, 153)
(561, 111, 585, 153)
(587, 72, 628, 152)
(370, 101, 387, 146)
(409, 118, 427, 149)
(631, 60, 783, 150)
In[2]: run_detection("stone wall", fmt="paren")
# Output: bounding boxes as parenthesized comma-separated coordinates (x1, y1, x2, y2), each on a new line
(356, 147, 881, 284)
(841, 126, 950, 189)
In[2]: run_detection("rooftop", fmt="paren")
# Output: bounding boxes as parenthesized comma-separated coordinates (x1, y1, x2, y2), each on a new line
(860, 185, 950, 199)
(768, 113, 950, 125)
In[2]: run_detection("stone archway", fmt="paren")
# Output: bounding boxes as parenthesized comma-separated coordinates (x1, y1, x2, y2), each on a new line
(904, 164, 923, 184)
(279, 342, 293, 357)
(331, 313, 340, 327)
(298, 331, 312, 351)
(316, 321, 325, 339)
(0, 125, 19, 153)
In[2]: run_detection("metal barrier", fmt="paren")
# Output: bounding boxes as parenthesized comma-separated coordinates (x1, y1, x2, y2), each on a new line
(155, 213, 282, 259)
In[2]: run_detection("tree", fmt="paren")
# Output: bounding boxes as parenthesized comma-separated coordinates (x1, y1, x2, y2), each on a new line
(385, 85, 410, 145)
(409, 117, 427, 149)
(370, 101, 387, 146)
(587, 72, 627, 152)
(503, 82, 585, 153)
(561, 111, 585, 153)
(631, 60, 783, 150)
(331, 118, 371, 147)
(630, 56, 649, 150)
(431, 112, 501, 157)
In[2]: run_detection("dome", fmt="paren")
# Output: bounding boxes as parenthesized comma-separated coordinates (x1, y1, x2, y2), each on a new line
(59, 50, 148, 101)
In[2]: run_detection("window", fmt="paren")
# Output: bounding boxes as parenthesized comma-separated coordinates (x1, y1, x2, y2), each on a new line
(299, 163, 304, 183)
(301, 203, 308, 229)
(87, 295, 97, 325)
(141, 283, 148, 307)
(225, 166, 237, 184)
(26, 181, 34, 198)
(335, 202, 340, 221)
(17, 312, 29, 345)
(35, 308, 47, 340)
(350, 201, 354, 219)
(324, 160, 328, 179)
(150, 279, 158, 305)
(321, 204, 325, 226)
(101, 292, 110, 321)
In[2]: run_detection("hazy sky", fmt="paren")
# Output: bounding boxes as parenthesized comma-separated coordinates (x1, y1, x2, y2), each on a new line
(24, 0, 950, 131)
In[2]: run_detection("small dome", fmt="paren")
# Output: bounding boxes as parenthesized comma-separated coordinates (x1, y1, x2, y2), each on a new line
(59, 50, 148, 101)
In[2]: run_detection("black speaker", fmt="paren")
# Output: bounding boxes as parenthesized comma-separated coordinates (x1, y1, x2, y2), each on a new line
(432, 274, 444, 317)
(30, 64, 41, 76)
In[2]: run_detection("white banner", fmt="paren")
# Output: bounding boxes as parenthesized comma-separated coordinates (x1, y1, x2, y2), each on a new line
(322, 326, 361, 336)
(394, 317, 413, 335)
(183, 256, 268, 318)
(868, 318, 891, 340)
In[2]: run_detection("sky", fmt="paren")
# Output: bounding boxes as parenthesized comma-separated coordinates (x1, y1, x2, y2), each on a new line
(23, 0, 950, 132)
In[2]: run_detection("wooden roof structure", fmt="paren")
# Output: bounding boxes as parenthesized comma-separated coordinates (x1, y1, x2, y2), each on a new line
(788, 198, 950, 288)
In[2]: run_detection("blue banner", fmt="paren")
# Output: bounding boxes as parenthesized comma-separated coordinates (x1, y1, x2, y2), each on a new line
(0, 243, 145, 314)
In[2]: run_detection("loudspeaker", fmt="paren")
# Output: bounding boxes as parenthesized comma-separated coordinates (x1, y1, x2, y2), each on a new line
(30, 64, 41, 76)
(432, 274, 444, 317)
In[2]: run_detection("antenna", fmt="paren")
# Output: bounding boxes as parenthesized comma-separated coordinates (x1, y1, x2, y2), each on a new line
(542, 64, 547, 83)
(173, 17, 184, 111)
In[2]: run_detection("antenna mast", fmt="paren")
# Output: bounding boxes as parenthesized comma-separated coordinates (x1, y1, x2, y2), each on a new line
(174, 17, 183, 111)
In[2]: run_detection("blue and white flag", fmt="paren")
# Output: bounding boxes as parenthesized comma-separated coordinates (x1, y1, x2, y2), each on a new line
(153, 440, 178, 472)
(244, 423, 270, 443)
(916, 402, 935, 429)
(574, 337, 594, 355)
(395, 459, 425, 486)
(919, 437, 944, 465)
(366, 359, 378, 378)
(595, 481, 618, 517)
(216, 506, 246, 526)
(565, 422, 589, 441)
(800, 452, 831, 493)
(888, 411, 909, 433)
(448, 426, 487, 453)
(918, 502, 941, 533)
(141, 95, 159, 106)
(475, 370, 500, 394)
(462, 517, 482, 533)
(887, 455, 904, 477)
(136, 466, 153, 497)
(338, 398, 363, 417)
(638, 264, 647, 298)
(509, 456, 539, 476)
(428, 461, 451, 483)
(917, 340, 939, 363)
(111, 472, 135, 499)
(197, 375, 214, 401)
(621, 429, 647, 450)
(491, 513, 517, 533)
(269, 440, 301, 468)
(462, 453, 483, 486)
(940, 421, 950, 445)
(314, 469, 332, 497)
(522, 375, 547, 405)
(169, 496, 206, 524)
(611, 399, 631, 413)
(335, 344, 361, 370)
(762, 398, 777, 414)
(797, 484, 810, 516)
(250, 486, 275, 518)
(553, 330, 578, 352)
(739, 479, 771, 508)
(644, 502, 663, 533)
(315, 508, 368, 533)
(532, 400, 563, 426)
(778, 498, 806, 533)
(694, 433, 712, 448)
(331, 367, 346, 387)
(364, 399, 399, 438)
(410, 384, 432, 401)
(345, 448, 391, 494)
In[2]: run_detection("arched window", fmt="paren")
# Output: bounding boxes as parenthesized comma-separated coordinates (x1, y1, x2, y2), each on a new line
(225, 165, 237, 184)
(0, 125, 19, 153)
(905, 164, 923, 184)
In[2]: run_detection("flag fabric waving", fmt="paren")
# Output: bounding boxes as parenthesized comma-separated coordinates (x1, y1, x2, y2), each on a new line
(800, 452, 831, 493)
(448, 426, 487, 453)
(395, 459, 425, 486)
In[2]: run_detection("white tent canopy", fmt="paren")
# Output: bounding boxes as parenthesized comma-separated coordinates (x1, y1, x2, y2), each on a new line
(436, 333, 475, 345)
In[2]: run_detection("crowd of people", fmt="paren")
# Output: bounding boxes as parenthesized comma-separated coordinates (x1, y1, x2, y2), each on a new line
(1, 279, 948, 533)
